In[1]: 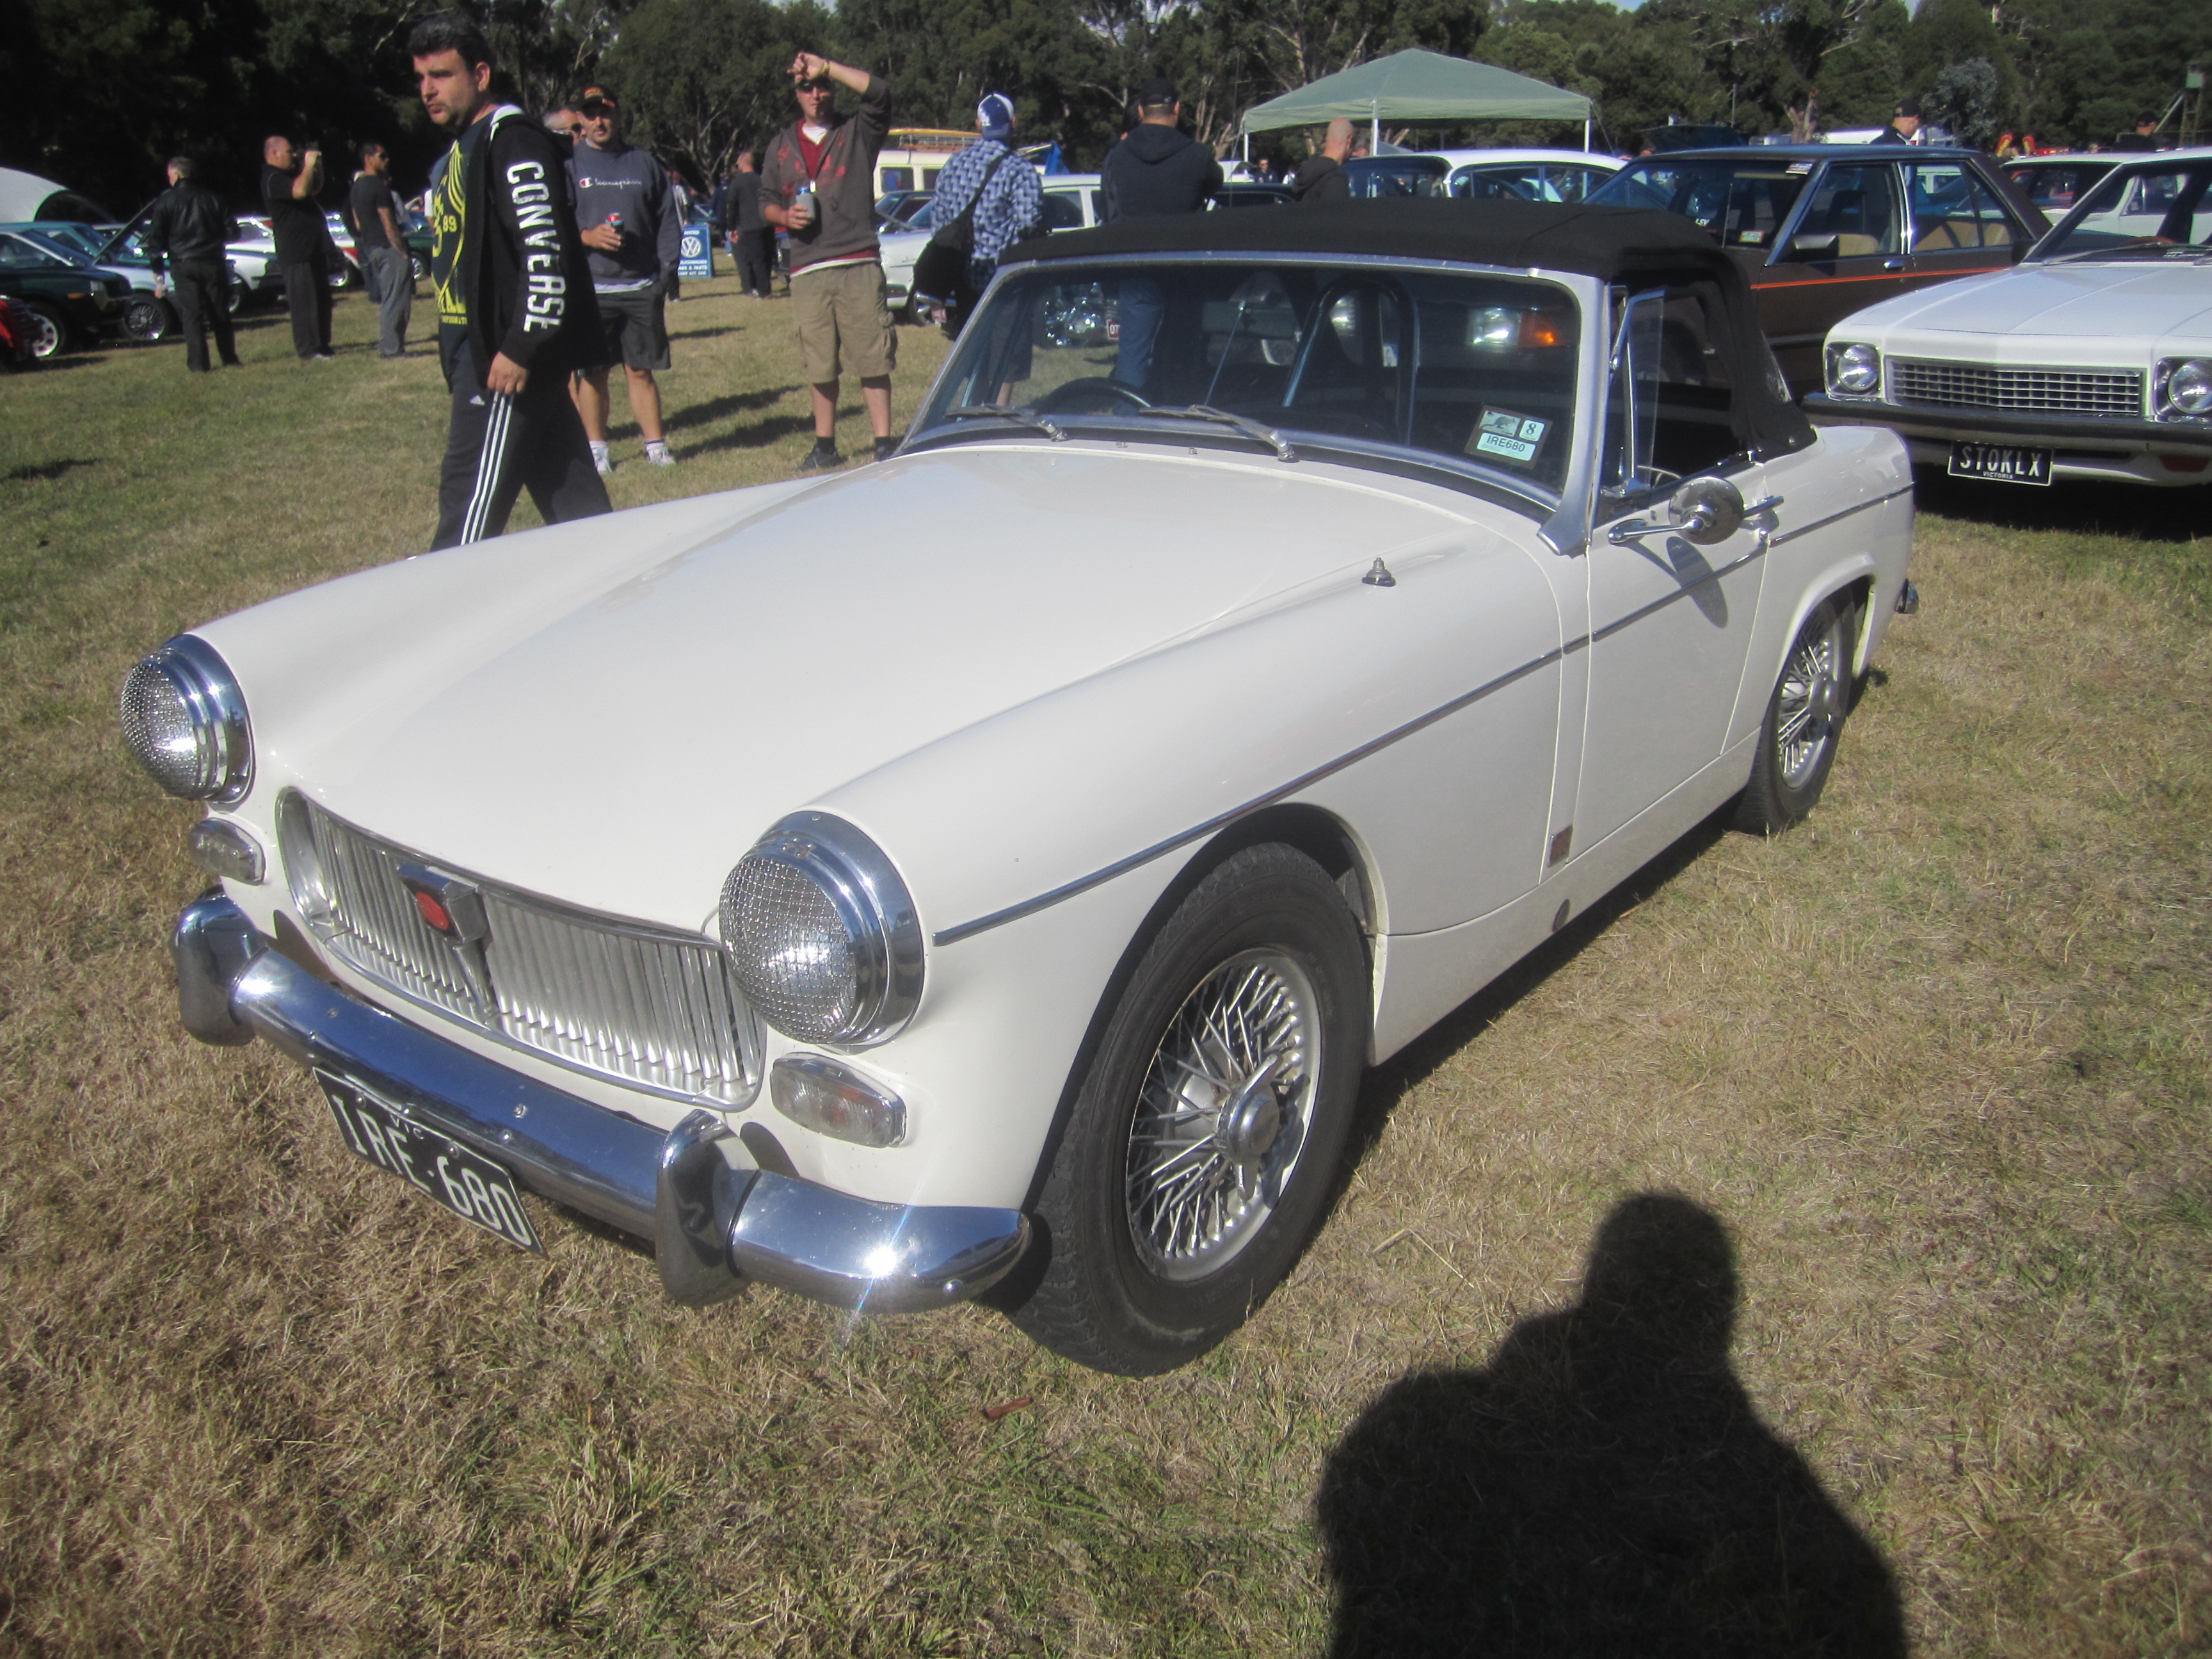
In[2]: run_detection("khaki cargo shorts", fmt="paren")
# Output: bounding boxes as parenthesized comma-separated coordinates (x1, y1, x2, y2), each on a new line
(791, 259, 897, 383)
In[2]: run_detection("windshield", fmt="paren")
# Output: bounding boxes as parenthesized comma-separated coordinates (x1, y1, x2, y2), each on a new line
(1589, 158, 1813, 250)
(2035, 159, 2212, 261)
(0, 233, 77, 271)
(913, 260, 1583, 493)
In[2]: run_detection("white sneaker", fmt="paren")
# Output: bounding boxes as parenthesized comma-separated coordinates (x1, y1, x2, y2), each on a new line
(593, 453, 614, 477)
(645, 446, 676, 467)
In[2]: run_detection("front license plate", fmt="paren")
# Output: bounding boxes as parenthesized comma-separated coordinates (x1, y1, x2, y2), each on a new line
(1948, 441, 2052, 486)
(316, 1073, 543, 1253)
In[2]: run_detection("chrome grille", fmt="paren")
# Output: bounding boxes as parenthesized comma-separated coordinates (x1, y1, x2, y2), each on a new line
(1890, 359, 2144, 417)
(283, 799, 761, 1105)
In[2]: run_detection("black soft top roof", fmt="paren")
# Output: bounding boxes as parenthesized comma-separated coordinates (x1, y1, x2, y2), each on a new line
(1015, 197, 1741, 287)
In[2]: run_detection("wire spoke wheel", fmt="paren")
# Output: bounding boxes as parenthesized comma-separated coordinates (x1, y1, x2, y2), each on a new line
(1774, 618, 1842, 790)
(1125, 947, 1320, 1281)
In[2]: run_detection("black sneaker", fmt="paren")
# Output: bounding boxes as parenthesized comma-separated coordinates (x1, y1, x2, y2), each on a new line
(794, 441, 842, 474)
(873, 437, 900, 463)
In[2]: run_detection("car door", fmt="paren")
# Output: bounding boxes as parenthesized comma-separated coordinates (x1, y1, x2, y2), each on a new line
(1753, 161, 1913, 394)
(1904, 160, 2032, 285)
(1577, 287, 1772, 856)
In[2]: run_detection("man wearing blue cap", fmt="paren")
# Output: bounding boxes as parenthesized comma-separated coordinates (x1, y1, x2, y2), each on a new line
(926, 93, 1046, 334)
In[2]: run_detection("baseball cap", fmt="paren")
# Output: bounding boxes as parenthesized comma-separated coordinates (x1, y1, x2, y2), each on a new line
(977, 93, 1015, 138)
(577, 84, 618, 111)
(1137, 77, 1178, 108)
(1896, 97, 1921, 118)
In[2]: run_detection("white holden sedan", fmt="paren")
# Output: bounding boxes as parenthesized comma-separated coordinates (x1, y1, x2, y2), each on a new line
(1808, 148, 2212, 488)
(125, 200, 1914, 1375)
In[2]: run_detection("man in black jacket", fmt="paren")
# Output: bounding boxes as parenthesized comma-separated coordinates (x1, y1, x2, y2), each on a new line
(413, 12, 610, 549)
(1100, 78, 1221, 389)
(1100, 79, 1222, 222)
(144, 156, 239, 372)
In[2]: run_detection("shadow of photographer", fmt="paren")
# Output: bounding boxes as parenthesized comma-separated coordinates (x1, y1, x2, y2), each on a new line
(1317, 1193, 1905, 1658)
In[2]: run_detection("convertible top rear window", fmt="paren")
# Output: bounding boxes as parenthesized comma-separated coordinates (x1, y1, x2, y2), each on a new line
(913, 261, 1583, 492)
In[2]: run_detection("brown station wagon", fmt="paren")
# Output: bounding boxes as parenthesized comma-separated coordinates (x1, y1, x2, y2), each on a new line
(1589, 145, 2048, 395)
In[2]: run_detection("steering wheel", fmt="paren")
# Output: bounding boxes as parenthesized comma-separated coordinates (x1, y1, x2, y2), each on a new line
(1035, 378, 1153, 415)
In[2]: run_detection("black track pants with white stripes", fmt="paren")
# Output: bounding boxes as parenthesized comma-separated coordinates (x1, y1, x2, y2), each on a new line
(432, 342, 611, 550)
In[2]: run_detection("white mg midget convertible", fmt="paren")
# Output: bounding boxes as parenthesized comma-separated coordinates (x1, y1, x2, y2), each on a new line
(125, 201, 1914, 1375)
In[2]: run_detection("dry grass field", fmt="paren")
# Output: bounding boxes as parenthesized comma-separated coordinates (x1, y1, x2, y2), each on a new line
(1, 275, 2207, 1657)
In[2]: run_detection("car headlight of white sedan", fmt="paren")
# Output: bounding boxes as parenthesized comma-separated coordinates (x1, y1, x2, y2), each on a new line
(119, 636, 253, 803)
(2157, 357, 2212, 421)
(1825, 342, 1882, 398)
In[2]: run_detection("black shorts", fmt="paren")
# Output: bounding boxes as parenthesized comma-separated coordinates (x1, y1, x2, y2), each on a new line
(596, 286, 669, 371)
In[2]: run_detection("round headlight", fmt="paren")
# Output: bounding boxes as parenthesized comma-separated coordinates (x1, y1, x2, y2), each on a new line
(1833, 342, 1881, 396)
(2165, 358, 2212, 417)
(721, 813, 923, 1046)
(118, 636, 252, 803)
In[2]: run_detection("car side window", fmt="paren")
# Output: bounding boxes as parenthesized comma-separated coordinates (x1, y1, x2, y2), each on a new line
(1043, 193, 1085, 231)
(1786, 164, 1904, 259)
(1603, 287, 1744, 501)
(1908, 164, 2016, 251)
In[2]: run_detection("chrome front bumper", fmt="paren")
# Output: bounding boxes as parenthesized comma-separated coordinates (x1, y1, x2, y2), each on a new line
(173, 893, 1029, 1315)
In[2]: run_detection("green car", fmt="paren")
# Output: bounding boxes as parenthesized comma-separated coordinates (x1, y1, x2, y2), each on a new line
(0, 228, 130, 357)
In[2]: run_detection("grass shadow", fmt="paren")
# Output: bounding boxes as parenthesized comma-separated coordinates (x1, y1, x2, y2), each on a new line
(667, 325, 742, 343)
(679, 413, 817, 459)
(1912, 466, 2206, 545)
(1316, 1192, 1907, 1656)
(1340, 805, 1735, 1180)
(2, 458, 99, 484)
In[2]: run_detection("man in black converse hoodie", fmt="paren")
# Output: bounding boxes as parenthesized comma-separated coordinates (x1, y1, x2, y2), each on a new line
(1099, 77, 1221, 390)
(412, 12, 610, 549)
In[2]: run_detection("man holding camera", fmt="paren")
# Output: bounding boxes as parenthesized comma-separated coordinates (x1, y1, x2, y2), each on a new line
(760, 52, 894, 472)
(262, 133, 333, 360)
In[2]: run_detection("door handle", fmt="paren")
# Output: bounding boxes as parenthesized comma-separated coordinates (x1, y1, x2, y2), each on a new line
(1882, 258, 1907, 271)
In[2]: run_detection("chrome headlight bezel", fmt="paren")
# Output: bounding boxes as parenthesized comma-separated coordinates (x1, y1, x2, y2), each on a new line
(720, 813, 924, 1048)
(2156, 357, 2212, 421)
(118, 634, 253, 804)
(1825, 341, 1882, 399)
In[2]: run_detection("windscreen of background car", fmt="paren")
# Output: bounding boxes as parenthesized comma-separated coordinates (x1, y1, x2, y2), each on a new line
(918, 262, 1582, 492)
(1589, 159, 1812, 252)
(2039, 161, 2212, 259)
(2003, 160, 2116, 215)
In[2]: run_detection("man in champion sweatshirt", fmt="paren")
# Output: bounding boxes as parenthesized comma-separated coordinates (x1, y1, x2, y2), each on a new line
(412, 12, 611, 549)
(569, 85, 684, 472)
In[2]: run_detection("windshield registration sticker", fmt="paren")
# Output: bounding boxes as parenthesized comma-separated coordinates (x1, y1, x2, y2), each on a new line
(1472, 408, 1549, 465)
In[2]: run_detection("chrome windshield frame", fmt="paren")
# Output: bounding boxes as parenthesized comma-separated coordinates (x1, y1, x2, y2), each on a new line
(906, 250, 1610, 548)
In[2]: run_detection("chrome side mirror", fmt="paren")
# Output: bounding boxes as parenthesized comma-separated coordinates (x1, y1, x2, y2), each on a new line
(1668, 476, 1746, 545)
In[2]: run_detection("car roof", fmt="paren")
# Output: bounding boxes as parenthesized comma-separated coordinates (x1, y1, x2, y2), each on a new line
(1420, 149, 1623, 168)
(1023, 195, 1734, 284)
(1624, 144, 1992, 163)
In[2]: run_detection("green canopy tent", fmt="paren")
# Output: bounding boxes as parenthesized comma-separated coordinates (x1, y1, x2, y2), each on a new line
(1240, 49, 1594, 154)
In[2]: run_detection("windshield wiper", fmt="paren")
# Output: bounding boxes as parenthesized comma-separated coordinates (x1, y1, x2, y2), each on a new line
(945, 403, 1065, 440)
(2043, 237, 2208, 264)
(1137, 404, 1299, 462)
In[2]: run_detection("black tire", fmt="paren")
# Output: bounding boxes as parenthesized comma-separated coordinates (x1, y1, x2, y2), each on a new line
(20, 301, 66, 360)
(1010, 844, 1368, 1375)
(1735, 596, 1851, 834)
(122, 295, 173, 344)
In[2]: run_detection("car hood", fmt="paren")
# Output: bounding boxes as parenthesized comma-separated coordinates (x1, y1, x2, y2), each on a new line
(251, 445, 1477, 924)
(1850, 260, 2212, 339)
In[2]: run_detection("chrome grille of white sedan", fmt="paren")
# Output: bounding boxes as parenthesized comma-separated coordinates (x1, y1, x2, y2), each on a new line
(1890, 359, 2144, 418)
(282, 799, 762, 1106)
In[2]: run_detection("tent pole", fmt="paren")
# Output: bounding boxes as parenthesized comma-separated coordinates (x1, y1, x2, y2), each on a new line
(1583, 118, 1591, 152)
(1371, 99, 1380, 153)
